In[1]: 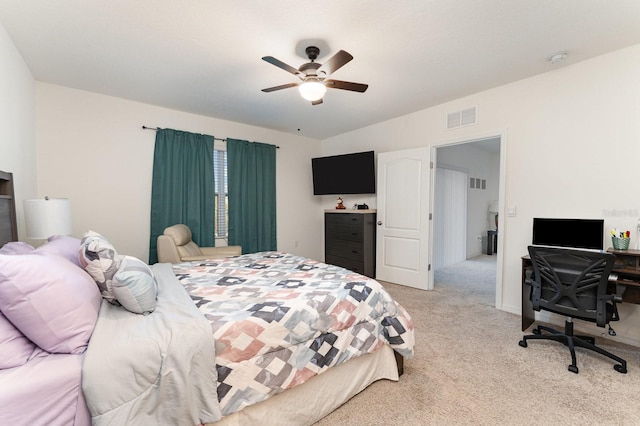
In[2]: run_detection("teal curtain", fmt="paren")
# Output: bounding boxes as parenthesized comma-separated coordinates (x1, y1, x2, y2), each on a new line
(148, 128, 215, 264)
(227, 138, 277, 253)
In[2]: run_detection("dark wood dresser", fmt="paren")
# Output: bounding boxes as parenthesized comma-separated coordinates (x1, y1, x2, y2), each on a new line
(324, 210, 376, 278)
(0, 170, 18, 247)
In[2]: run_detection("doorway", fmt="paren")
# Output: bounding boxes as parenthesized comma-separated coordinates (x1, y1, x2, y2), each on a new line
(433, 135, 502, 307)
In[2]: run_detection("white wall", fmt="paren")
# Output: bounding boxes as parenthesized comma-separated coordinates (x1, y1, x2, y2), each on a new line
(0, 23, 37, 237)
(35, 83, 323, 261)
(322, 44, 640, 346)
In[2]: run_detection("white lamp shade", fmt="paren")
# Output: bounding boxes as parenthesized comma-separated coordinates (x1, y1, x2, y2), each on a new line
(488, 200, 499, 213)
(298, 81, 327, 101)
(23, 198, 72, 239)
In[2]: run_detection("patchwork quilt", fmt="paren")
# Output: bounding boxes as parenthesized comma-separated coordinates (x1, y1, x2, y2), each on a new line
(173, 251, 415, 417)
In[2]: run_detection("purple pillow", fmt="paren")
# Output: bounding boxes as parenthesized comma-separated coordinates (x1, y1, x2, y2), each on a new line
(0, 242, 35, 255)
(0, 311, 37, 369)
(35, 235, 82, 267)
(0, 252, 102, 354)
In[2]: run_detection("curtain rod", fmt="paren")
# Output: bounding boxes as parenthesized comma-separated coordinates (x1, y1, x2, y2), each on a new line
(142, 126, 279, 148)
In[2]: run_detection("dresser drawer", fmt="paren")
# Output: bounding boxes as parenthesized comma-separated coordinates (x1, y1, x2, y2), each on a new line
(326, 239, 366, 261)
(325, 226, 364, 243)
(325, 213, 364, 227)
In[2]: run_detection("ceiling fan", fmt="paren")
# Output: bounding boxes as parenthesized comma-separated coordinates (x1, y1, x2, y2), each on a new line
(261, 46, 368, 105)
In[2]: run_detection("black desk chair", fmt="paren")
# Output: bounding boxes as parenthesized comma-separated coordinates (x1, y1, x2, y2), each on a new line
(519, 246, 627, 374)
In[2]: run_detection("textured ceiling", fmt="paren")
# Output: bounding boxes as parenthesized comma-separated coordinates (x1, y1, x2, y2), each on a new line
(1, 1, 640, 140)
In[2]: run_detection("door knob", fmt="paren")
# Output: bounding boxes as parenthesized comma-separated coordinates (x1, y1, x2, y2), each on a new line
(377, 221, 382, 226)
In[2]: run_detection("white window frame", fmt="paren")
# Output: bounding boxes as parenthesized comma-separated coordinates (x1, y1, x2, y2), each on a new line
(214, 140, 228, 245)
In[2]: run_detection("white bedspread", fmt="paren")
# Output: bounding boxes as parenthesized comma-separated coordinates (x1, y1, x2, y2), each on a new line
(82, 263, 220, 426)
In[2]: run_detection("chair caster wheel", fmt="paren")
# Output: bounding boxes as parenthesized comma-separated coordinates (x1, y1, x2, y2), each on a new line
(568, 365, 579, 374)
(518, 340, 527, 348)
(614, 364, 627, 374)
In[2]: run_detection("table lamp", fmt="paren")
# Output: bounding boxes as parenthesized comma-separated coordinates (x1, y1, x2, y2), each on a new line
(488, 200, 499, 230)
(23, 197, 72, 240)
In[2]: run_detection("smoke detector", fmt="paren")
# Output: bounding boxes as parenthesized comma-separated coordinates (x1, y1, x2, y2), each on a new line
(548, 52, 568, 65)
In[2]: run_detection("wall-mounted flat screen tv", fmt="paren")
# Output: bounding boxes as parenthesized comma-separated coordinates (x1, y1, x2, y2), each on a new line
(312, 151, 375, 195)
(532, 218, 604, 251)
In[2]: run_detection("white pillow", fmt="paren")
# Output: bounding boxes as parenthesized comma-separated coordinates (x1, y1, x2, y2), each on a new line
(112, 255, 158, 315)
(79, 230, 122, 303)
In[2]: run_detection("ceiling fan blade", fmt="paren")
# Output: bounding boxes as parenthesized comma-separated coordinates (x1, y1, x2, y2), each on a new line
(261, 82, 299, 93)
(311, 98, 323, 106)
(317, 50, 353, 76)
(325, 79, 368, 93)
(262, 56, 301, 76)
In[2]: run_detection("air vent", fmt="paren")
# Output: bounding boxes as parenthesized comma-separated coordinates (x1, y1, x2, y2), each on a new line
(447, 106, 477, 130)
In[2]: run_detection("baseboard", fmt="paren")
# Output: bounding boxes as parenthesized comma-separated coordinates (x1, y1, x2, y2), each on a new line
(499, 303, 520, 316)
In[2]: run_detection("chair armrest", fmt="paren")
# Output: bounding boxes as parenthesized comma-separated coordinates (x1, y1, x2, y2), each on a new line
(157, 235, 181, 264)
(200, 246, 242, 257)
(600, 292, 623, 304)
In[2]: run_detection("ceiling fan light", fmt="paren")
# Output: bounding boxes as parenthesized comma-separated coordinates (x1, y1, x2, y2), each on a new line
(298, 81, 326, 102)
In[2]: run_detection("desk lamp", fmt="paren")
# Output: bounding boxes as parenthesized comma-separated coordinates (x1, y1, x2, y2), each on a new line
(23, 197, 72, 240)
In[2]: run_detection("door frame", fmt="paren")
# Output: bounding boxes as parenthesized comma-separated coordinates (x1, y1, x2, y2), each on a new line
(431, 130, 506, 310)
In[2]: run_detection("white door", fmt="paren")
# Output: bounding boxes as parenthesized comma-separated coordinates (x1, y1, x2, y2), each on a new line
(376, 147, 431, 290)
(433, 167, 467, 269)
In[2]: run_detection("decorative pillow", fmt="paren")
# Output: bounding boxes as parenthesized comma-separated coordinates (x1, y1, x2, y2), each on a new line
(0, 311, 38, 369)
(112, 255, 158, 315)
(35, 235, 82, 267)
(79, 230, 122, 303)
(0, 241, 34, 255)
(0, 252, 102, 354)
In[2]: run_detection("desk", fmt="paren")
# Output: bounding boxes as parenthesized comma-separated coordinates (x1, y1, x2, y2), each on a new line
(487, 230, 498, 255)
(521, 248, 640, 331)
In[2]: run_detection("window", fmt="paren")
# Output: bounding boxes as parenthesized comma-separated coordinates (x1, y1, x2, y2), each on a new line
(214, 142, 228, 239)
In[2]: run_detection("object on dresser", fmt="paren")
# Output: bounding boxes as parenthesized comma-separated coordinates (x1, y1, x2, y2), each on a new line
(336, 197, 346, 209)
(357, 203, 369, 210)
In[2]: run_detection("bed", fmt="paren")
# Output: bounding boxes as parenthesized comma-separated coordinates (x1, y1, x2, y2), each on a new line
(82, 250, 415, 425)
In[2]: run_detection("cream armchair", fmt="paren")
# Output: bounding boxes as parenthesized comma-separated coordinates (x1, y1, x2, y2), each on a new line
(157, 224, 242, 263)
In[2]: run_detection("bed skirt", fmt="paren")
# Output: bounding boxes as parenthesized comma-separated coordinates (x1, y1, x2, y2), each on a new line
(210, 344, 399, 426)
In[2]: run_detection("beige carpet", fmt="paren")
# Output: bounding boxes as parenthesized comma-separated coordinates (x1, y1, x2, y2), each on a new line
(316, 255, 640, 425)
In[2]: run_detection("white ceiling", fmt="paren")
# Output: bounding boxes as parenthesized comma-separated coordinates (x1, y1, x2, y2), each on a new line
(1, 1, 640, 140)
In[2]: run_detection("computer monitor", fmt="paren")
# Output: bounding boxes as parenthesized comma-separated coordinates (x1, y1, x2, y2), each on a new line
(532, 218, 604, 251)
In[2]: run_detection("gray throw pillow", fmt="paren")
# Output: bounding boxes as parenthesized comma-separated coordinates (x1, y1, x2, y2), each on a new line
(112, 255, 158, 315)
